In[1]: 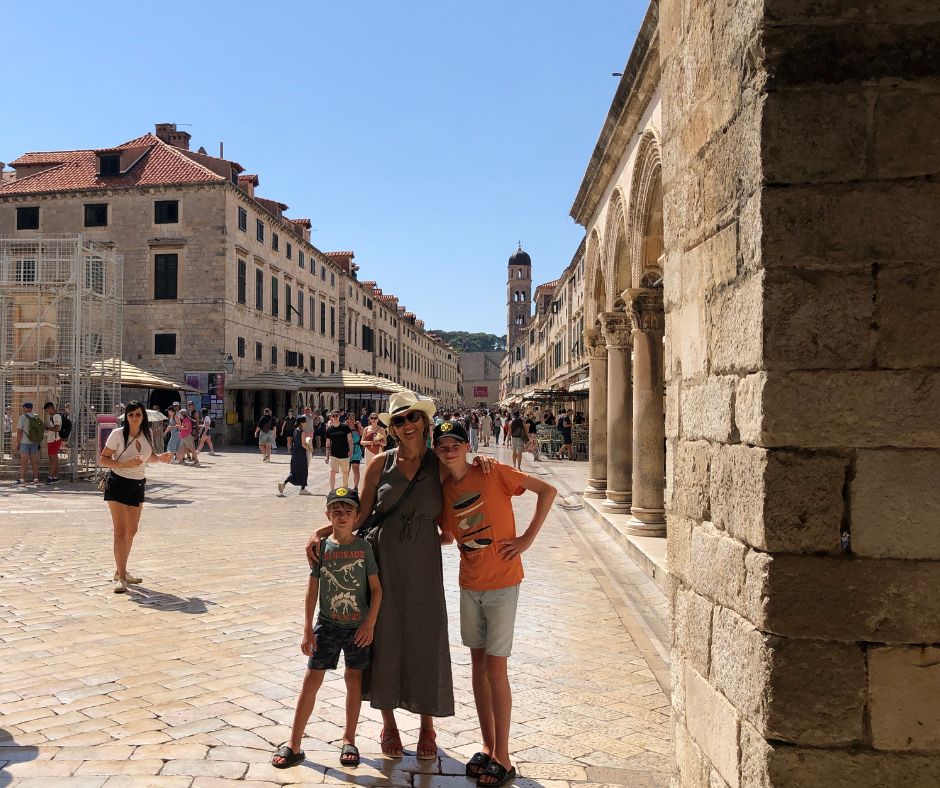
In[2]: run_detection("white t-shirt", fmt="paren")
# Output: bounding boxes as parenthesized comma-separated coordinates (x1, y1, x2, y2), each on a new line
(44, 413, 62, 444)
(104, 428, 154, 480)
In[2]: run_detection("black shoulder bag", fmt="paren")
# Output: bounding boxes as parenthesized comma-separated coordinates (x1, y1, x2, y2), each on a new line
(356, 450, 429, 556)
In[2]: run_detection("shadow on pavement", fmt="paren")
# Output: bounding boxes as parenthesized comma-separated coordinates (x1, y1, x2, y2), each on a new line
(126, 586, 215, 614)
(0, 728, 38, 786)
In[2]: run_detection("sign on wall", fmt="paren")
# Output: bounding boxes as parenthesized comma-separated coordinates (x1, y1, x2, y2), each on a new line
(184, 371, 226, 423)
(473, 386, 489, 398)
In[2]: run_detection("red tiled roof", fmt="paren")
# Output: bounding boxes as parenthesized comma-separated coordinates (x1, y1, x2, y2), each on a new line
(0, 133, 226, 196)
(256, 196, 289, 214)
(239, 174, 259, 185)
(289, 218, 311, 227)
(535, 279, 560, 292)
(325, 251, 354, 258)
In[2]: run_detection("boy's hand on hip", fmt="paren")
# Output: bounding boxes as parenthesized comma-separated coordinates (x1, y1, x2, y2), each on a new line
(497, 534, 532, 561)
(354, 622, 374, 647)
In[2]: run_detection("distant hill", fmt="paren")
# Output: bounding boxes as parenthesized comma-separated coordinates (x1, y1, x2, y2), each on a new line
(434, 332, 507, 352)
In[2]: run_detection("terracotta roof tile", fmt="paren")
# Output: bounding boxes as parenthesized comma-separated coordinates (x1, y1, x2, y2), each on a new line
(0, 133, 225, 196)
(325, 251, 354, 258)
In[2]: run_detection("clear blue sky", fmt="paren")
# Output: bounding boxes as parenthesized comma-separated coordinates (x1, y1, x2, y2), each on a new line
(4, 1, 647, 335)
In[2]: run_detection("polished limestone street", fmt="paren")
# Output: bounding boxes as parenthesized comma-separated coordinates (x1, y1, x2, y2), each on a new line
(0, 445, 670, 787)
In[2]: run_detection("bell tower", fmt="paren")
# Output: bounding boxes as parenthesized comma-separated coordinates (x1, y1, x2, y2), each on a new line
(506, 243, 532, 346)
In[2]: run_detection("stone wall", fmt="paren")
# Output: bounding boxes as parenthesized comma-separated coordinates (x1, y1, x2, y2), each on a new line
(662, 0, 940, 785)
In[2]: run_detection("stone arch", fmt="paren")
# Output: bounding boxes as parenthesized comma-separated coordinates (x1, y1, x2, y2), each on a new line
(604, 187, 632, 295)
(627, 129, 665, 289)
(584, 229, 608, 327)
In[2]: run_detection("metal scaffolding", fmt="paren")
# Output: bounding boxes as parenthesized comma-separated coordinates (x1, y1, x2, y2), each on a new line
(1, 235, 122, 479)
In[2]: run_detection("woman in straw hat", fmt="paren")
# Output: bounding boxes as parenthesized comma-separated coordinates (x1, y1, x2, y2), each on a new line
(306, 391, 494, 761)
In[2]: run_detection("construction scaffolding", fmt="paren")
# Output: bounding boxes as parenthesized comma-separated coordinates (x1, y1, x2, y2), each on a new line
(1, 235, 122, 479)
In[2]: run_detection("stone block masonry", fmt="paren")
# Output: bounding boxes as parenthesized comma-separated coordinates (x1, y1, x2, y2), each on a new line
(661, 0, 940, 784)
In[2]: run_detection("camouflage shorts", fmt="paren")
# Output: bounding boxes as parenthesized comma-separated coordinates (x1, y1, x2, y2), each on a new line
(308, 618, 370, 671)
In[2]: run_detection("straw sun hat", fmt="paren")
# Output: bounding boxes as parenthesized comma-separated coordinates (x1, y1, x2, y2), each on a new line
(378, 391, 437, 427)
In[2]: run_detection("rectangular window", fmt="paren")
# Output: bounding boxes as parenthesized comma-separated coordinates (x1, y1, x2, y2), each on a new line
(256, 219, 264, 242)
(15, 259, 37, 283)
(321, 268, 326, 281)
(271, 277, 279, 317)
(154, 253, 178, 300)
(297, 291, 304, 327)
(16, 206, 39, 230)
(237, 337, 246, 358)
(255, 269, 264, 310)
(271, 346, 278, 366)
(285, 284, 292, 324)
(298, 352, 304, 369)
(99, 155, 120, 175)
(286, 242, 292, 260)
(309, 294, 316, 331)
(286, 350, 298, 367)
(330, 272, 335, 287)
(320, 301, 326, 335)
(311, 258, 316, 276)
(255, 341, 262, 361)
(320, 358, 325, 373)
(330, 306, 336, 338)
(154, 333, 177, 355)
(237, 259, 247, 304)
(272, 233, 279, 252)
(331, 361, 336, 373)
(298, 250, 305, 269)
(84, 204, 108, 227)
(238, 206, 247, 231)
(154, 200, 179, 224)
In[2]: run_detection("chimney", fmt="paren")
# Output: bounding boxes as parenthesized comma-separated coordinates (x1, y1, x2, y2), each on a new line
(155, 123, 191, 151)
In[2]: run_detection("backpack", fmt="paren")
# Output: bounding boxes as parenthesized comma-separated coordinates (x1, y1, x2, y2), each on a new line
(59, 414, 72, 442)
(25, 413, 44, 443)
(511, 418, 526, 439)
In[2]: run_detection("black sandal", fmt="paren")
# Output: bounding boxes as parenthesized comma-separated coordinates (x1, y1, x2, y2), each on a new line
(340, 743, 360, 767)
(466, 752, 492, 777)
(271, 744, 305, 769)
(477, 760, 517, 787)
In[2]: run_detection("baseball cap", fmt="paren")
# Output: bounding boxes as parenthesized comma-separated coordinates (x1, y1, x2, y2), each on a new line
(21, 401, 33, 409)
(326, 487, 361, 510)
(433, 420, 469, 445)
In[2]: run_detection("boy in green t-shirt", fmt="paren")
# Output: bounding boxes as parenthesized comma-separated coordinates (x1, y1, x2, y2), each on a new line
(272, 487, 381, 770)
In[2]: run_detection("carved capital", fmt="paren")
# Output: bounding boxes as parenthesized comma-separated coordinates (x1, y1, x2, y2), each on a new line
(623, 288, 664, 334)
(599, 310, 632, 349)
(584, 328, 608, 360)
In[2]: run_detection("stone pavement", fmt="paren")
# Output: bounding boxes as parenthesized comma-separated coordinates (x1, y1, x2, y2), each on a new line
(0, 443, 671, 787)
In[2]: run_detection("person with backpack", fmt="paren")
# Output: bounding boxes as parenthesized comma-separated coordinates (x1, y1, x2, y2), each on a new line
(58, 404, 74, 452)
(14, 401, 43, 485)
(42, 402, 63, 483)
(509, 411, 527, 471)
(255, 408, 276, 462)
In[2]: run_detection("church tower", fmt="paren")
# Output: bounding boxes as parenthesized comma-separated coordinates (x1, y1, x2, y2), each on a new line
(507, 243, 532, 346)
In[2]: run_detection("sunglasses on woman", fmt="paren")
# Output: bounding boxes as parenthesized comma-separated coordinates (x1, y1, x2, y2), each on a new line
(390, 411, 423, 428)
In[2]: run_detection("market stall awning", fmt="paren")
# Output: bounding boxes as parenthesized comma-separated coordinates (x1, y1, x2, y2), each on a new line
(294, 371, 414, 394)
(568, 377, 590, 393)
(226, 372, 306, 391)
(91, 358, 199, 392)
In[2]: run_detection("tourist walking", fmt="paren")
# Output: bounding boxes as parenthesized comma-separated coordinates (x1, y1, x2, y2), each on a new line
(255, 408, 276, 462)
(164, 405, 181, 461)
(278, 416, 313, 496)
(557, 409, 573, 460)
(480, 410, 492, 447)
(525, 413, 540, 461)
(347, 413, 364, 490)
(176, 407, 200, 466)
(281, 409, 297, 452)
(491, 413, 502, 446)
(468, 411, 480, 452)
(360, 413, 386, 471)
(42, 402, 63, 483)
(99, 401, 173, 593)
(509, 411, 526, 471)
(14, 401, 42, 485)
(196, 408, 217, 455)
(324, 410, 352, 489)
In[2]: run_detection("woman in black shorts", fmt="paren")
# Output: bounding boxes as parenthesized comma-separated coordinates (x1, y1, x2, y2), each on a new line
(100, 401, 173, 593)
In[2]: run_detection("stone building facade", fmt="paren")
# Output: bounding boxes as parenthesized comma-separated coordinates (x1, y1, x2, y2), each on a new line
(0, 124, 461, 423)
(461, 351, 504, 407)
(565, 0, 940, 785)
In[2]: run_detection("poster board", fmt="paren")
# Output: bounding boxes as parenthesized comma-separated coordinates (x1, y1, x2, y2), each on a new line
(96, 414, 118, 466)
(184, 371, 226, 424)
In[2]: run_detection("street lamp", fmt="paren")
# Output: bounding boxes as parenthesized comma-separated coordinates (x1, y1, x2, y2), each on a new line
(223, 353, 235, 378)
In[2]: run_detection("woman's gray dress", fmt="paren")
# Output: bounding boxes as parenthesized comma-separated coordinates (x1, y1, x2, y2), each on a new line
(365, 448, 454, 717)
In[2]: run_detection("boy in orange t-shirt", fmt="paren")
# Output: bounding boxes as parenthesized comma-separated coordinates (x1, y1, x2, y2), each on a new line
(434, 420, 557, 788)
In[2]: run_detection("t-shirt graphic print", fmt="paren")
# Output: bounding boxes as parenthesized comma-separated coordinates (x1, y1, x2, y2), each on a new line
(311, 537, 378, 628)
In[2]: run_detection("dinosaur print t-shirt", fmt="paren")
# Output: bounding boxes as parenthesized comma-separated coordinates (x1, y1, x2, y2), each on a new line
(440, 464, 527, 592)
(311, 537, 378, 628)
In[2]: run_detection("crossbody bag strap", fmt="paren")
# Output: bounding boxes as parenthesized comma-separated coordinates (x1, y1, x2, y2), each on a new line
(379, 449, 429, 521)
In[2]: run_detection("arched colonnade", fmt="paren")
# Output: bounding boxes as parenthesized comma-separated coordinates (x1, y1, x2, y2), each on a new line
(583, 130, 667, 536)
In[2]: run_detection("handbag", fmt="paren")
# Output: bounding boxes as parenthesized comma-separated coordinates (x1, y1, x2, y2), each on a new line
(98, 436, 133, 492)
(356, 450, 429, 551)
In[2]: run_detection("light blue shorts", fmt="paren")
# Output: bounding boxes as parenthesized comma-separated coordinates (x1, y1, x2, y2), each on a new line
(19, 443, 39, 455)
(460, 584, 520, 657)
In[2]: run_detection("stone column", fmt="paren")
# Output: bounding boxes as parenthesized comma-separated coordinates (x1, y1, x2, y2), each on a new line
(624, 288, 666, 536)
(583, 328, 608, 498)
(599, 310, 633, 513)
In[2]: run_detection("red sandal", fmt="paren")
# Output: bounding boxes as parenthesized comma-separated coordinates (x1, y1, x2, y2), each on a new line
(417, 728, 438, 760)
(380, 727, 403, 758)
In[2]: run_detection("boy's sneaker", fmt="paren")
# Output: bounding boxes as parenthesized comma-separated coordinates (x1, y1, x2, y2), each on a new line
(14, 479, 26, 486)
(46, 476, 54, 484)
